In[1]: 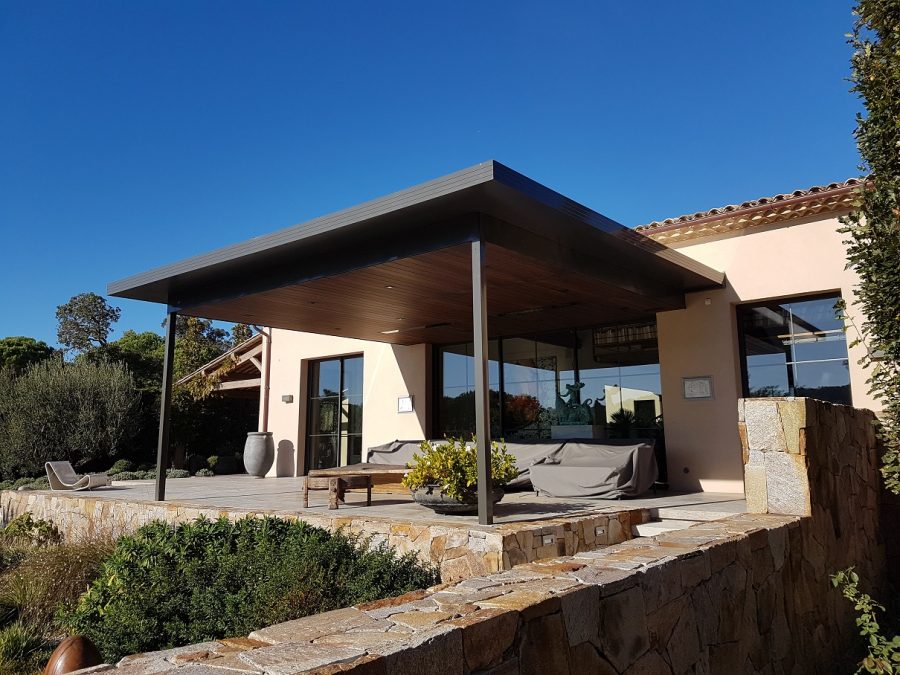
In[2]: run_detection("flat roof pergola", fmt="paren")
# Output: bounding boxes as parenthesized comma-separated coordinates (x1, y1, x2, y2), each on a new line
(109, 161, 724, 524)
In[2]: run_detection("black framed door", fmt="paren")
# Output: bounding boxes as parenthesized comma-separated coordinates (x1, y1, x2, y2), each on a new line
(305, 355, 364, 471)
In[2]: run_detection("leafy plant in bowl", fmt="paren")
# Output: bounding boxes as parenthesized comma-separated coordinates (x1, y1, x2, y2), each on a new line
(402, 438, 518, 514)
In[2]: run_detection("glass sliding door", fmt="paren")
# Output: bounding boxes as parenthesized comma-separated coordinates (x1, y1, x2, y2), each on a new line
(306, 355, 364, 471)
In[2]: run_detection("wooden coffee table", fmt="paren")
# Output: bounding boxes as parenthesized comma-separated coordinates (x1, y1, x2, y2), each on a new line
(302, 464, 410, 510)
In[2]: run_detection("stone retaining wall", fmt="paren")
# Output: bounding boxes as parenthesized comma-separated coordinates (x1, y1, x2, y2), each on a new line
(76, 397, 889, 674)
(0, 490, 643, 581)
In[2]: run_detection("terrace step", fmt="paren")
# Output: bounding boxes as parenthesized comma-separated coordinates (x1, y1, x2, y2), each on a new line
(649, 506, 742, 522)
(632, 519, 701, 537)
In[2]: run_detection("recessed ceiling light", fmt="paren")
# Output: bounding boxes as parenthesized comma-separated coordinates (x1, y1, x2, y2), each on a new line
(380, 329, 400, 335)
(385, 285, 394, 289)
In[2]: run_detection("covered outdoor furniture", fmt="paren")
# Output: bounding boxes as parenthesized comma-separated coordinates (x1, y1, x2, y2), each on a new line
(367, 438, 657, 496)
(45, 462, 111, 491)
(302, 464, 410, 510)
(367, 439, 562, 488)
(529, 441, 657, 498)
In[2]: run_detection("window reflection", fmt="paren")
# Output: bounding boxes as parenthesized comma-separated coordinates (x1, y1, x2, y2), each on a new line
(738, 295, 851, 404)
(437, 322, 662, 441)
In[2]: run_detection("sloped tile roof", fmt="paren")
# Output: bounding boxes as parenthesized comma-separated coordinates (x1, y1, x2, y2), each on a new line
(636, 178, 865, 245)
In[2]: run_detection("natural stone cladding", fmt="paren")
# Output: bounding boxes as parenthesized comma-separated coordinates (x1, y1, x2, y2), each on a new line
(0, 491, 645, 582)
(12, 397, 893, 674)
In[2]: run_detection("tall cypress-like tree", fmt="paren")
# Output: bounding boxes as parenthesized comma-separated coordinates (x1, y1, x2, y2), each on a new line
(842, 0, 900, 495)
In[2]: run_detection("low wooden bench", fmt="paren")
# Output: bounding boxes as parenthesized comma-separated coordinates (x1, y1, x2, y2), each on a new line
(302, 464, 409, 510)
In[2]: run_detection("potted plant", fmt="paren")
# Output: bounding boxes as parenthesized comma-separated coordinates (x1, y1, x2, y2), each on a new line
(402, 437, 519, 514)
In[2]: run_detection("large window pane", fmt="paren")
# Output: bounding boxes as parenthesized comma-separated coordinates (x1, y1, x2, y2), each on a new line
(437, 341, 499, 438)
(738, 295, 851, 405)
(576, 326, 661, 440)
(437, 323, 663, 442)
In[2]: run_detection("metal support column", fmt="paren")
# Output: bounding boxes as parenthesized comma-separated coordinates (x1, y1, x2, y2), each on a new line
(471, 239, 493, 525)
(155, 310, 178, 501)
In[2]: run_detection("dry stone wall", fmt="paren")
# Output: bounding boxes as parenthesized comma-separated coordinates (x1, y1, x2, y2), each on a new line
(0, 490, 643, 582)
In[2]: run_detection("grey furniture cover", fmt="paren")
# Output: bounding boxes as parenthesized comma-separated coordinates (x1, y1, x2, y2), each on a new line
(366, 438, 656, 495)
(529, 441, 657, 498)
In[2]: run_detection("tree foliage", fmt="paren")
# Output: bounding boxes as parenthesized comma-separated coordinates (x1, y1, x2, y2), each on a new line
(55, 293, 121, 354)
(0, 337, 55, 374)
(0, 360, 139, 478)
(230, 323, 254, 345)
(842, 0, 900, 494)
(833, 568, 900, 673)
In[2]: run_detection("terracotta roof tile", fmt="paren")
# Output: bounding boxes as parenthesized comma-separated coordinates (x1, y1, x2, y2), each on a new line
(636, 177, 865, 232)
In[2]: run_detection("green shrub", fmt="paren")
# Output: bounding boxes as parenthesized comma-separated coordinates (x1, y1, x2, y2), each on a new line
(62, 516, 439, 661)
(106, 459, 135, 476)
(0, 360, 139, 479)
(0, 514, 60, 548)
(195, 468, 215, 477)
(402, 437, 519, 501)
(206, 455, 218, 471)
(0, 621, 53, 675)
(832, 568, 900, 674)
(0, 476, 51, 493)
(108, 471, 142, 482)
(166, 469, 189, 479)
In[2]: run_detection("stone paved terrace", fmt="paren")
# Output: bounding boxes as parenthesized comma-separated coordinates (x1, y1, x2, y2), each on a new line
(1, 476, 744, 580)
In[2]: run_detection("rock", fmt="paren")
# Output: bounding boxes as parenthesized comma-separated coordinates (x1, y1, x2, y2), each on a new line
(598, 586, 650, 672)
(518, 612, 571, 675)
(44, 636, 104, 675)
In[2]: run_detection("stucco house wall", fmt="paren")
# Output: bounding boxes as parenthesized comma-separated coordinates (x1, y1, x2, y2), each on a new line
(655, 212, 869, 492)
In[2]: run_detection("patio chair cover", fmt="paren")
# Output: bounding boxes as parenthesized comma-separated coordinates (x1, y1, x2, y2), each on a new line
(529, 441, 657, 498)
(45, 461, 111, 491)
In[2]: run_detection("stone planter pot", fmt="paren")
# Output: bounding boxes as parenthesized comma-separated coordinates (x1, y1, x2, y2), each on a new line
(244, 432, 275, 478)
(411, 485, 504, 514)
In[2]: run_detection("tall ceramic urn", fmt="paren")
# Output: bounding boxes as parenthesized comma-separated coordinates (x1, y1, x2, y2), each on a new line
(244, 431, 275, 477)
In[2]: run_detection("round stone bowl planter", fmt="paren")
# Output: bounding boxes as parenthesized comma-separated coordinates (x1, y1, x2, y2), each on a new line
(244, 432, 275, 478)
(411, 485, 504, 514)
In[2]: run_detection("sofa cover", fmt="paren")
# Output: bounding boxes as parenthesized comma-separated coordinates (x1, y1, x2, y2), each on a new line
(529, 441, 657, 498)
(367, 438, 656, 495)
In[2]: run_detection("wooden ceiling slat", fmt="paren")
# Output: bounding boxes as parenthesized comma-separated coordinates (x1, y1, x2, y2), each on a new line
(183, 243, 666, 345)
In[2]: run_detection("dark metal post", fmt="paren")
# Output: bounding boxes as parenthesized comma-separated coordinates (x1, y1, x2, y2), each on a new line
(471, 239, 493, 525)
(155, 310, 178, 501)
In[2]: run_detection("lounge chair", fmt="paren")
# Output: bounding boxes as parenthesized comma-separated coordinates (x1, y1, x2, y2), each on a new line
(45, 461, 111, 491)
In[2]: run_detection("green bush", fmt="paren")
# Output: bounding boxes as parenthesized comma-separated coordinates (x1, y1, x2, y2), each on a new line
(0, 360, 139, 479)
(0, 621, 53, 675)
(194, 468, 215, 477)
(166, 469, 189, 479)
(62, 516, 439, 661)
(402, 437, 519, 501)
(0, 477, 48, 493)
(106, 459, 135, 475)
(206, 455, 218, 471)
(108, 471, 143, 482)
(0, 514, 60, 548)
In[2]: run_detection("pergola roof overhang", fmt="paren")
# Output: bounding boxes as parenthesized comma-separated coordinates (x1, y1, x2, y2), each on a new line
(109, 161, 724, 345)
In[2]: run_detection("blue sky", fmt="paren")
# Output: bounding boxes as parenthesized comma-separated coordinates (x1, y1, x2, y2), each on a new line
(1, 1, 862, 347)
